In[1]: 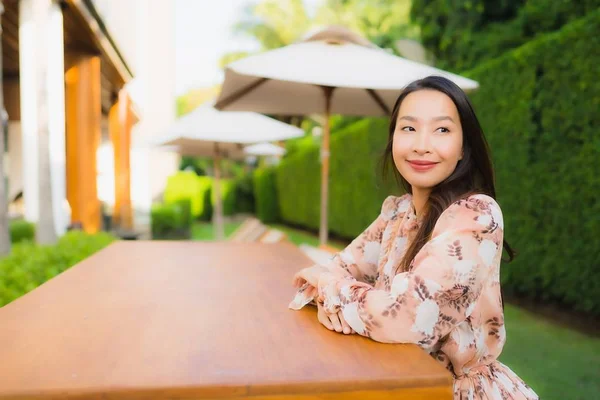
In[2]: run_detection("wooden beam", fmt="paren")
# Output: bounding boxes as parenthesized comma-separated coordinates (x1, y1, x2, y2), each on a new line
(65, 55, 101, 233)
(65, 0, 133, 84)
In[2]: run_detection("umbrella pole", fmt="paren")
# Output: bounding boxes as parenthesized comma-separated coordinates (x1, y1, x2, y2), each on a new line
(213, 144, 225, 240)
(319, 87, 334, 246)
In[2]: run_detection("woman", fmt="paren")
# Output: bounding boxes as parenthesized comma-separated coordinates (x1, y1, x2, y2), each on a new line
(289, 76, 538, 400)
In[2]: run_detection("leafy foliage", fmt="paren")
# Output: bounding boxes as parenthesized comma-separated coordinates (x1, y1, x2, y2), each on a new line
(0, 231, 115, 306)
(9, 220, 36, 243)
(411, 0, 600, 71)
(253, 166, 280, 223)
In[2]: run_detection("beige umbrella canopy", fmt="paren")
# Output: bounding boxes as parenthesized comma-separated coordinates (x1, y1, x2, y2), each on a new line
(244, 142, 286, 157)
(152, 102, 303, 240)
(215, 25, 479, 245)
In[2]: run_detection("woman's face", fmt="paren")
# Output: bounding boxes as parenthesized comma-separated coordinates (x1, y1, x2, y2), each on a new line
(392, 89, 464, 192)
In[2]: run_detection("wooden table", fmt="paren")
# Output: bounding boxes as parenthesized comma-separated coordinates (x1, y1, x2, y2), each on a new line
(0, 241, 452, 399)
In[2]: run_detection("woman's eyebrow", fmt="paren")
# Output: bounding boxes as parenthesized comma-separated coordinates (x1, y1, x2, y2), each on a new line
(398, 115, 417, 122)
(432, 116, 455, 123)
(398, 115, 455, 123)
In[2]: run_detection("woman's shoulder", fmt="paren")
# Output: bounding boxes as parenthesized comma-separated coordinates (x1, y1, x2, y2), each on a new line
(454, 193, 502, 216)
(434, 193, 504, 235)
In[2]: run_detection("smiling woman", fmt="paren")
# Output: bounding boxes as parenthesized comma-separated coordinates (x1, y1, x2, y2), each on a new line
(289, 76, 538, 400)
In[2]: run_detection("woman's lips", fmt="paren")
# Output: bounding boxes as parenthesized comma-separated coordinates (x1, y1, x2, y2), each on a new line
(407, 160, 439, 172)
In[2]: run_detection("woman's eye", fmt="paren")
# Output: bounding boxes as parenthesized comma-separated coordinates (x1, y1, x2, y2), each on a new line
(436, 127, 450, 134)
(401, 126, 415, 132)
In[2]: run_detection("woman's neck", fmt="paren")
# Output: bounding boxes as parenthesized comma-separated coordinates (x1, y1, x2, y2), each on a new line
(411, 187, 431, 217)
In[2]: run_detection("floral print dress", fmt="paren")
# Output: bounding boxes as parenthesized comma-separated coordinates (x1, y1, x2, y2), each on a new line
(289, 194, 538, 400)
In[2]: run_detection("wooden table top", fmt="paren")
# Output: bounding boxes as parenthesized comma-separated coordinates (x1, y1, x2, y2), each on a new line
(0, 241, 452, 399)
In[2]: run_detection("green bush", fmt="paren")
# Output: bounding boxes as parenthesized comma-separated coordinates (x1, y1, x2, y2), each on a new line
(164, 171, 212, 220)
(234, 172, 255, 214)
(276, 118, 401, 238)
(464, 10, 600, 315)
(211, 179, 236, 217)
(253, 166, 280, 224)
(0, 231, 115, 307)
(150, 201, 191, 240)
(9, 220, 36, 243)
(196, 176, 213, 221)
(411, 0, 600, 72)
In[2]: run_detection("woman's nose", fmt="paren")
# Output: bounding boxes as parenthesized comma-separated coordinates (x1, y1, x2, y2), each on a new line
(412, 131, 431, 154)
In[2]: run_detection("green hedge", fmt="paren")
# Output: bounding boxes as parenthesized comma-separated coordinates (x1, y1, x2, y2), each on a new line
(9, 220, 36, 243)
(276, 118, 400, 238)
(253, 166, 280, 224)
(151, 199, 192, 240)
(164, 171, 212, 220)
(0, 231, 115, 307)
(211, 179, 236, 217)
(464, 10, 600, 315)
(234, 172, 255, 214)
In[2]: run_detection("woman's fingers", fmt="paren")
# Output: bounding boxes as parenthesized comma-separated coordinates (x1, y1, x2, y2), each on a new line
(292, 273, 307, 288)
(328, 312, 343, 333)
(317, 304, 333, 330)
(338, 311, 353, 334)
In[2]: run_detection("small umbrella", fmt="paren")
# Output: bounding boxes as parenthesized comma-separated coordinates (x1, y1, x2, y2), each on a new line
(152, 102, 303, 239)
(244, 142, 286, 157)
(216, 25, 478, 245)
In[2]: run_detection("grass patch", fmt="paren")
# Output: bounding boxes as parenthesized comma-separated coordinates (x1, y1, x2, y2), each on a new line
(500, 305, 600, 400)
(269, 224, 348, 250)
(191, 221, 243, 240)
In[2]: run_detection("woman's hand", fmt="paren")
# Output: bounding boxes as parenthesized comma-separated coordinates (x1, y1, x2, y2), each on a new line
(317, 302, 355, 335)
(292, 265, 329, 288)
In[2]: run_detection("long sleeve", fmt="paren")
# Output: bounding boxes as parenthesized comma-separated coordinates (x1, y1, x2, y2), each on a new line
(317, 194, 504, 348)
(288, 195, 406, 310)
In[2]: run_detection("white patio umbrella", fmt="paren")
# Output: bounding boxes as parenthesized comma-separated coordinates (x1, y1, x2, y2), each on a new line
(215, 25, 479, 245)
(244, 142, 286, 157)
(152, 102, 303, 240)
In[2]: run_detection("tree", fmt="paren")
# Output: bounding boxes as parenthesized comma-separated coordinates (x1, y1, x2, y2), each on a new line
(314, 0, 420, 53)
(219, 0, 312, 67)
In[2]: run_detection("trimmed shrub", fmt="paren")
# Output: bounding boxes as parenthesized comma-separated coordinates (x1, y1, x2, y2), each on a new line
(150, 200, 191, 240)
(253, 166, 280, 224)
(164, 171, 212, 220)
(234, 172, 255, 214)
(9, 220, 36, 243)
(196, 176, 213, 221)
(463, 10, 600, 315)
(0, 231, 115, 306)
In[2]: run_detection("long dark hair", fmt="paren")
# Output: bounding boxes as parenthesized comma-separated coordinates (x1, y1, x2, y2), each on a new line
(382, 75, 515, 272)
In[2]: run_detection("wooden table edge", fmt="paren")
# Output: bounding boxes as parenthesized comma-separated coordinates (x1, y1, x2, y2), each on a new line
(0, 376, 453, 400)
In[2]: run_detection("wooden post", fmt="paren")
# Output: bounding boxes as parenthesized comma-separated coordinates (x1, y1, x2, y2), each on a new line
(213, 143, 225, 240)
(319, 87, 334, 246)
(65, 55, 102, 233)
(109, 90, 133, 230)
